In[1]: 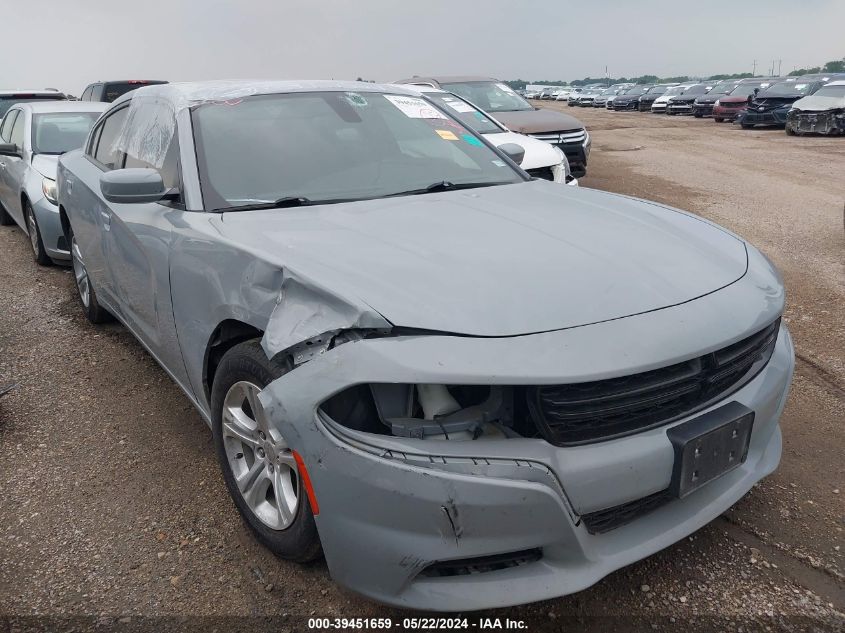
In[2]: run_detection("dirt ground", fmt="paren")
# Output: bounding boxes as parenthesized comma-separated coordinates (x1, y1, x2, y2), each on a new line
(1, 106, 843, 633)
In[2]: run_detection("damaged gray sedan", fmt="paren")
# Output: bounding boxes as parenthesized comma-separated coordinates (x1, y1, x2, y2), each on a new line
(56, 81, 794, 610)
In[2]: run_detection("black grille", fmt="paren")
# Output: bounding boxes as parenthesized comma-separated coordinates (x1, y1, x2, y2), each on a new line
(530, 319, 780, 446)
(581, 489, 672, 534)
(419, 548, 542, 578)
(526, 166, 555, 182)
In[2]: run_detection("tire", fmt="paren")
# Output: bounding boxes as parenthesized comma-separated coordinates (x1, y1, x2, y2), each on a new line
(211, 340, 321, 563)
(741, 123, 754, 130)
(785, 126, 796, 136)
(714, 117, 724, 123)
(693, 112, 703, 118)
(0, 202, 12, 226)
(69, 226, 113, 323)
(24, 201, 51, 266)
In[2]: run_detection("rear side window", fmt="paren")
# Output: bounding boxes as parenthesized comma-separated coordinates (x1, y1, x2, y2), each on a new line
(92, 107, 128, 169)
(0, 110, 17, 142)
(9, 112, 25, 149)
(102, 81, 166, 103)
(81, 86, 93, 101)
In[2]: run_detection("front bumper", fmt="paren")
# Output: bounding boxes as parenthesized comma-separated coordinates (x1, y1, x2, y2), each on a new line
(666, 102, 694, 114)
(712, 104, 745, 120)
(692, 103, 715, 116)
(786, 110, 845, 135)
(31, 196, 69, 261)
(651, 102, 668, 113)
(612, 101, 639, 111)
(739, 107, 790, 127)
(259, 276, 793, 611)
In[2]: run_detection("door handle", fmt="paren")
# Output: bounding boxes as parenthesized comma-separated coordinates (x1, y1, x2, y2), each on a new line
(66, 178, 73, 194)
(99, 210, 111, 229)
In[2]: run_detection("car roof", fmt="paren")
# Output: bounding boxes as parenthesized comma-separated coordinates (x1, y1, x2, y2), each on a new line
(0, 90, 65, 97)
(111, 80, 422, 109)
(18, 101, 110, 114)
(395, 76, 497, 86)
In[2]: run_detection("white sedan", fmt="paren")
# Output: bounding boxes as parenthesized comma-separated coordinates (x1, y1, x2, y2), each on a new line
(403, 85, 577, 185)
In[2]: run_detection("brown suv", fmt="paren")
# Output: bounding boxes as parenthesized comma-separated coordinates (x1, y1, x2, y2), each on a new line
(396, 76, 591, 177)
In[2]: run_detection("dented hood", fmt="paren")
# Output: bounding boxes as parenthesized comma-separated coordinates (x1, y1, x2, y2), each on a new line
(217, 181, 747, 338)
(791, 94, 845, 112)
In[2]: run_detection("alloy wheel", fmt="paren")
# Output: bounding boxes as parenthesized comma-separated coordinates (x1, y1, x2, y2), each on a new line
(222, 380, 299, 530)
(71, 236, 90, 308)
(26, 208, 39, 255)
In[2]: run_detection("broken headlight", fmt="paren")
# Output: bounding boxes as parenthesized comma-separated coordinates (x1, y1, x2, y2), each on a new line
(320, 384, 534, 441)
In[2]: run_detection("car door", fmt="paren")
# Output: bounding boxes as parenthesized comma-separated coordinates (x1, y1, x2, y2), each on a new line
(100, 99, 191, 387)
(0, 110, 18, 213)
(67, 105, 130, 306)
(0, 110, 26, 226)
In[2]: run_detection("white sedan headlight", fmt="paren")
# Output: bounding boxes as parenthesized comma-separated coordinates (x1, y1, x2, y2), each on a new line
(42, 178, 58, 205)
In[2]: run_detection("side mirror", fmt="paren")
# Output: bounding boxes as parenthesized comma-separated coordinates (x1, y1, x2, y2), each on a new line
(498, 142, 526, 166)
(100, 168, 166, 204)
(0, 142, 20, 157)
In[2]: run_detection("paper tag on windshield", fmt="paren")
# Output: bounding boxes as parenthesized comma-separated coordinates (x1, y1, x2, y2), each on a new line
(385, 95, 446, 119)
(443, 98, 475, 113)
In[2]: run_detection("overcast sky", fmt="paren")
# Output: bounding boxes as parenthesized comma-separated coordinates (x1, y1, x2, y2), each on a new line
(5, 0, 844, 94)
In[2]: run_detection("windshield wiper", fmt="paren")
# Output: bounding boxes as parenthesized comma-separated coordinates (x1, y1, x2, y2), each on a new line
(384, 181, 510, 198)
(213, 196, 346, 213)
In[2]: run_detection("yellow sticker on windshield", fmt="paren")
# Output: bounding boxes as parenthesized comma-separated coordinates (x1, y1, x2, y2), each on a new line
(435, 129, 459, 141)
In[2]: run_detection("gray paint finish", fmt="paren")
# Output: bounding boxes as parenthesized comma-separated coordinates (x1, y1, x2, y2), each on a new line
(56, 80, 794, 610)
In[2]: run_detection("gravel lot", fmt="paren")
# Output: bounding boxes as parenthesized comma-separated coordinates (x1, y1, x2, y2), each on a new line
(1, 106, 843, 632)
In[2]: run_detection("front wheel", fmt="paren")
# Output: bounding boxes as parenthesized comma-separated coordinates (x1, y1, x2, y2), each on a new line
(70, 228, 112, 323)
(0, 203, 12, 226)
(211, 340, 321, 563)
(25, 202, 51, 266)
(714, 117, 724, 123)
(693, 112, 703, 118)
(741, 123, 754, 129)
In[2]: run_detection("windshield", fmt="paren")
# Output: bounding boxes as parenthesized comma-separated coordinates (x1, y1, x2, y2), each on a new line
(682, 85, 710, 95)
(760, 82, 812, 97)
(812, 85, 845, 98)
(422, 93, 501, 135)
(191, 91, 524, 210)
(102, 81, 167, 103)
(624, 86, 649, 96)
(442, 81, 534, 112)
(0, 96, 65, 117)
(32, 112, 101, 154)
(646, 86, 669, 95)
(663, 86, 685, 96)
(727, 84, 763, 97)
(709, 82, 737, 95)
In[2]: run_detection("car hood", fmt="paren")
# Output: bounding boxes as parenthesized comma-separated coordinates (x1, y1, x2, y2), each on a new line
(494, 108, 585, 133)
(484, 131, 561, 171)
(791, 95, 845, 111)
(31, 154, 58, 180)
(214, 181, 748, 337)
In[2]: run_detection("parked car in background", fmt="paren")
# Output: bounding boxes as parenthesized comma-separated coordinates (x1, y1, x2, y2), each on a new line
(691, 80, 740, 117)
(396, 76, 591, 177)
(711, 80, 776, 122)
(785, 81, 845, 135)
(594, 87, 620, 108)
(573, 88, 602, 107)
(651, 84, 697, 113)
(611, 85, 655, 111)
(539, 87, 556, 100)
(0, 101, 108, 264)
(666, 84, 713, 115)
(58, 80, 793, 611)
(524, 89, 540, 99)
(79, 80, 168, 103)
(559, 87, 581, 101)
(737, 78, 835, 129)
(637, 84, 675, 111)
(0, 90, 67, 118)
(402, 86, 577, 184)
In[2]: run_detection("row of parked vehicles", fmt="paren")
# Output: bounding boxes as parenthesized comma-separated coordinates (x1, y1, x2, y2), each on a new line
(0, 75, 793, 611)
(525, 76, 845, 135)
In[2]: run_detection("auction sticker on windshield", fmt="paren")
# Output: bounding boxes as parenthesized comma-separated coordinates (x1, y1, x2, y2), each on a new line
(442, 97, 476, 113)
(385, 95, 446, 119)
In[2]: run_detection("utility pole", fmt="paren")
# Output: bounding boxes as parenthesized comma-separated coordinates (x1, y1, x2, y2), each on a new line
(777, 59, 782, 76)
(752, 59, 757, 75)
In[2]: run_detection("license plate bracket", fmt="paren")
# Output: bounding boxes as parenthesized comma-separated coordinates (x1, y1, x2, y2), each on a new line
(667, 401, 754, 499)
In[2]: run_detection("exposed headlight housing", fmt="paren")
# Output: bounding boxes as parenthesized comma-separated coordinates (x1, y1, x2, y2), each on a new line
(42, 178, 58, 205)
(714, 99, 721, 107)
